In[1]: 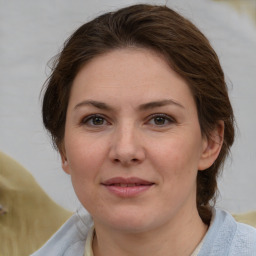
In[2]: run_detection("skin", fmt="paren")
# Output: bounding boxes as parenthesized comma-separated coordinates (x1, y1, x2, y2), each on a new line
(61, 48, 224, 256)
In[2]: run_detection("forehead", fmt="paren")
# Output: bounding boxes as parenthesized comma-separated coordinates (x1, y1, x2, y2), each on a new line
(68, 48, 195, 110)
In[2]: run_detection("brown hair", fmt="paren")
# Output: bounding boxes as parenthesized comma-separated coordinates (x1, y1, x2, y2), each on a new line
(42, 4, 235, 224)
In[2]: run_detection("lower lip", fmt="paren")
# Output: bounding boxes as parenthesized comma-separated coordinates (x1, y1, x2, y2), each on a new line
(103, 185, 153, 197)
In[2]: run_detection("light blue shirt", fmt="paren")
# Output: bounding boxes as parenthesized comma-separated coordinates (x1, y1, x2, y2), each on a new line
(31, 207, 256, 256)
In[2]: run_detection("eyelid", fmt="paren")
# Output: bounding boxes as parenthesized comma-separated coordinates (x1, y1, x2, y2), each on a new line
(79, 113, 175, 127)
(80, 114, 111, 126)
(146, 113, 176, 125)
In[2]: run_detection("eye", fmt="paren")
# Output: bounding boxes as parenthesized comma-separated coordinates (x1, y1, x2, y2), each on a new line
(147, 114, 175, 126)
(81, 114, 109, 127)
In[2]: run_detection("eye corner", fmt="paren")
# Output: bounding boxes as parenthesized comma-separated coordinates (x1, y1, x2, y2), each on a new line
(80, 114, 111, 127)
(145, 113, 176, 127)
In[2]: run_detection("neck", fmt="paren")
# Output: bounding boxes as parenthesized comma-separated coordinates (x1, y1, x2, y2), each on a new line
(92, 207, 208, 256)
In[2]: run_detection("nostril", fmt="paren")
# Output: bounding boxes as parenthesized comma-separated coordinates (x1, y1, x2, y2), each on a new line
(113, 158, 139, 164)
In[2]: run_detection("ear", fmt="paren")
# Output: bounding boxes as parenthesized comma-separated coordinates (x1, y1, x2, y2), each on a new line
(59, 145, 71, 175)
(198, 121, 224, 171)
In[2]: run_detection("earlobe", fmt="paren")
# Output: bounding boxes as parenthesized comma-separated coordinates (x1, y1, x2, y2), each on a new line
(60, 149, 71, 175)
(61, 156, 71, 174)
(198, 121, 224, 171)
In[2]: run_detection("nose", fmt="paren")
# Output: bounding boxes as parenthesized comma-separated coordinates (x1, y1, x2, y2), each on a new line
(108, 123, 146, 166)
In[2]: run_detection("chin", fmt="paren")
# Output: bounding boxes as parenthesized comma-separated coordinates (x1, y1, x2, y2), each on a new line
(97, 208, 159, 234)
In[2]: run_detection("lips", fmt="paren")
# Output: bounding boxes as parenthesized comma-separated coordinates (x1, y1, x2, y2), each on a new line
(112, 183, 147, 187)
(101, 177, 154, 197)
(102, 177, 154, 186)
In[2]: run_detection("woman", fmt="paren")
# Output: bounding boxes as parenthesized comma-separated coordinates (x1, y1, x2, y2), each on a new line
(32, 4, 256, 256)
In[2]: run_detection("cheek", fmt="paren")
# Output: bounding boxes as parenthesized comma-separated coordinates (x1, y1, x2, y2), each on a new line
(65, 138, 104, 210)
(64, 134, 107, 186)
(66, 131, 104, 164)
(150, 134, 202, 179)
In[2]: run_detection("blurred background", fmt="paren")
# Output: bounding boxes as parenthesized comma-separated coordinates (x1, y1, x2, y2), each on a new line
(1, 0, 256, 213)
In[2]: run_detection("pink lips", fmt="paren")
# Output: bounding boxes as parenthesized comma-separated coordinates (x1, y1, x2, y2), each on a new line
(101, 177, 154, 197)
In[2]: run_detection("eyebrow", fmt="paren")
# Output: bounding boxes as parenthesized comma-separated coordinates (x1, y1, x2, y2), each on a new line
(74, 100, 113, 111)
(138, 99, 184, 110)
(74, 99, 184, 111)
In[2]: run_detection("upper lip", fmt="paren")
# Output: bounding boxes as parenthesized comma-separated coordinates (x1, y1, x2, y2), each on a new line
(101, 177, 154, 186)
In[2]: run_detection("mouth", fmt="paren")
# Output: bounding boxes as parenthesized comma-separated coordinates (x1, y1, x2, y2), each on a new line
(101, 177, 155, 197)
(109, 183, 151, 187)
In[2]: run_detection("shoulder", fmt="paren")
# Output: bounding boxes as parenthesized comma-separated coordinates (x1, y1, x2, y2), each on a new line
(199, 208, 256, 256)
(30, 207, 93, 256)
(229, 221, 256, 255)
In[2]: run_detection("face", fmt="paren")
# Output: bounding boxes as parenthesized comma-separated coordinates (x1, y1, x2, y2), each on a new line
(62, 48, 217, 234)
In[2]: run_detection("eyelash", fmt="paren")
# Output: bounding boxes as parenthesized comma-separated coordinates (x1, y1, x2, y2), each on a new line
(81, 114, 110, 127)
(146, 113, 175, 127)
(80, 113, 175, 127)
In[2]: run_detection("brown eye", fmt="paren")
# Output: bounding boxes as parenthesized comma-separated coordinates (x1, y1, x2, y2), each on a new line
(82, 115, 108, 126)
(147, 114, 175, 126)
(91, 116, 105, 125)
(154, 116, 167, 125)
